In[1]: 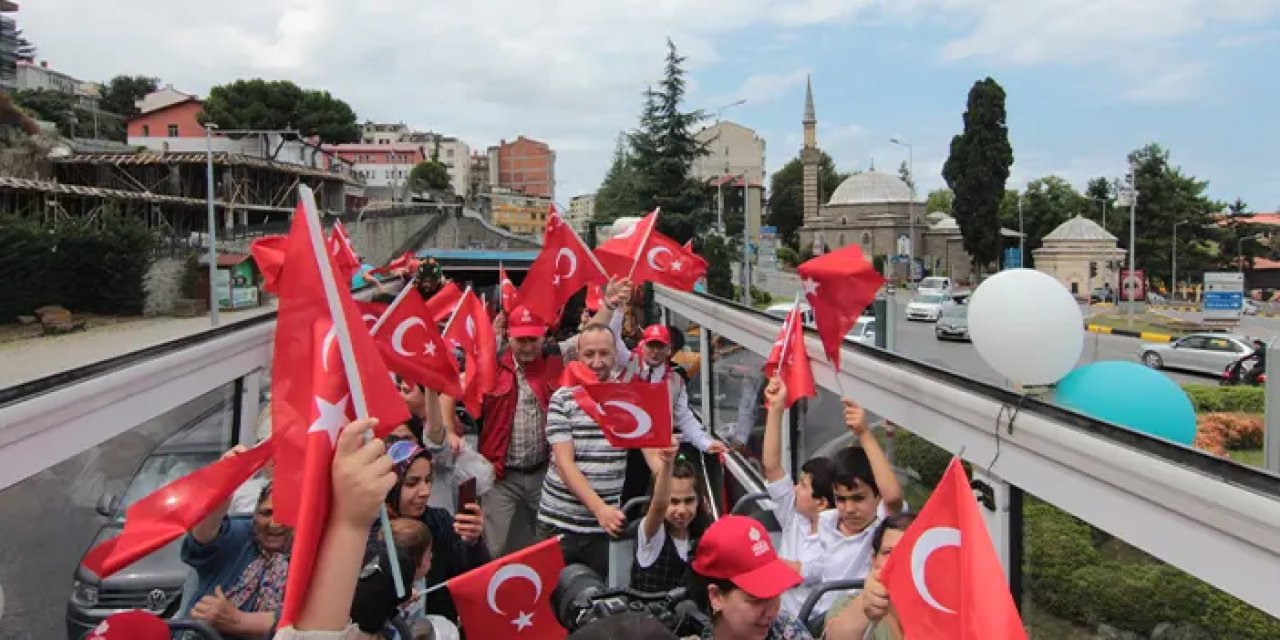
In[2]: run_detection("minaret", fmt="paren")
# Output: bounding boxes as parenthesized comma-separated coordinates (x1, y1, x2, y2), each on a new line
(801, 75, 820, 222)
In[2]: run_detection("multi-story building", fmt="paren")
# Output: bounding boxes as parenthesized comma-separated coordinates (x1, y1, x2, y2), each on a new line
(469, 152, 491, 202)
(355, 122, 471, 196)
(322, 144, 425, 202)
(489, 186, 552, 238)
(567, 194, 596, 234)
(0, 1, 21, 93)
(16, 60, 99, 104)
(693, 120, 767, 246)
(487, 136, 555, 199)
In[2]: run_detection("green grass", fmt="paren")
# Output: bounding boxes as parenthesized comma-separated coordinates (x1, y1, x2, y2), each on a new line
(1229, 448, 1265, 468)
(1085, 311, 1199, 337)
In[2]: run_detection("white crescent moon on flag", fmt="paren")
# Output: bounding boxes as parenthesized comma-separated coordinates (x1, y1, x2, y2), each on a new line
(911, 526, 961, 614)
(392, 317, 426, 356)
(466, 316, 476, 339)
(614, 221, 639, 239)
(604, 401, 653, 439)
(321, 325, 337, 372)
(646, 246, 672, 272)
(486, 563, 543, 615)
(555, 248, 578, 278)
(362, 314, 379, 326)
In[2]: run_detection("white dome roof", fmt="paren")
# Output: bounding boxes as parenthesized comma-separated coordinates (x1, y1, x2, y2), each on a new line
(828, 171, 913, 205)
(930, 215, 960, 231)
(1043, 215, 1116, 242)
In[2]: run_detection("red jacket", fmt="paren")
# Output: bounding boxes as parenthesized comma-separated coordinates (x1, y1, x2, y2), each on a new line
(478, 350, 563, 479)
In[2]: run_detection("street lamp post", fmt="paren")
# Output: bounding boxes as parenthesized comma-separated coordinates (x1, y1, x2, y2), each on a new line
(204, 123, 221, 327)
(740, 173, 752, 305)
(1089, 195, 1109, 229)
(711, 99, 746, 235)
(1172, 220, 1188, 301)
(890, 138, 915, 282)
(1118, 162, 1139, 324)
(1017, 193, 1025, 266)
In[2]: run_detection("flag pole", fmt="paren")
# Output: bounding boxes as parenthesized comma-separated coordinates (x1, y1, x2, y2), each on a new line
(297, 185, 407, 599)
(368, 280, 416, 336)
(441, 285, 474, 337)
(776, 291, 802, 370)
(556, 206, 610, 278)
(626, 208, 661, 281)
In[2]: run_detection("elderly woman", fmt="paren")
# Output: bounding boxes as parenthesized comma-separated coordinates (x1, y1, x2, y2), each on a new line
(182, 446, 292, 639)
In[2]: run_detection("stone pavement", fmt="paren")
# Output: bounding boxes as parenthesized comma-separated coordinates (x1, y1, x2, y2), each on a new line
(0, 304, 277, 389)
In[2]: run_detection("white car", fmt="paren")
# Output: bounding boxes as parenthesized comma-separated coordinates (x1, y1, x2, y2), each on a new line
(906, 293, 949, 322)
(764, 301, 815, 327)
(845, 316, 877, 345)
(916, 276, 952, 298)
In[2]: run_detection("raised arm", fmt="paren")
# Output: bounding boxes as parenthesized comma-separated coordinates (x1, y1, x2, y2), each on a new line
(190, 445, 248, 544)
(760, 378, 788, 483)
(843, 399, 904, 514)
(641, 447, 677, 540)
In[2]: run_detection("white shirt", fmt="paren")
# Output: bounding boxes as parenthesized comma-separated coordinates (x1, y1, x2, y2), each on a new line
(766, 477, 825, 617)
(635, 522, 692, 568)
(809, 500, 901, 616)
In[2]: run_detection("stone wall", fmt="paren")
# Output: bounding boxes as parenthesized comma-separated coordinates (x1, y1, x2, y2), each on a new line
(143, 256, 187, 316)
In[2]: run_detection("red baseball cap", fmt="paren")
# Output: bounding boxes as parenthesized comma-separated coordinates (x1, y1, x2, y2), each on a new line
(85, 610, 171, 640)
(508, 305, 547, 339)
(641, 324, 671, 346)
(691, 515, 801, 599)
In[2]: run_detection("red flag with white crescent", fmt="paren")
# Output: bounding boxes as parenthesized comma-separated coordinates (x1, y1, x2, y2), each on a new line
(369, 287, 463, 398)
(518, 210, 608, 324)
(571, 380, 673, 449)
(443, 289, 498, 416)
(446, 537, 567, 639)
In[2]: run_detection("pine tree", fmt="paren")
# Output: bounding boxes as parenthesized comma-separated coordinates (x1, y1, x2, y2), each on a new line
(942, 78, 1014, 275)
(595, 133, 642, 222)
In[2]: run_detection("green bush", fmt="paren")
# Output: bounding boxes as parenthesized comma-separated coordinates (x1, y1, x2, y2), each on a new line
(1024, 497, 1280, 638)
(776, 246, 799, 267)
(893, 430, 953, 488)
(0, 212, 157, 322)
(1183, 384, 1264, 414)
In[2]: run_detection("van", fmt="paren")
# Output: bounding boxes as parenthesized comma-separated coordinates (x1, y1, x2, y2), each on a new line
(917, 276, 952, 297)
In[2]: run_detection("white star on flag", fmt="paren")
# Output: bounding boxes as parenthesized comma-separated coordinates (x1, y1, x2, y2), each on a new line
(801, 278, 819, 296)
(512, 611, 534, 631)
(552, 274, 561, 286)
(671, 259, 684, 272)
(424, 341, 437, 357)
(308, 394, 351, 445)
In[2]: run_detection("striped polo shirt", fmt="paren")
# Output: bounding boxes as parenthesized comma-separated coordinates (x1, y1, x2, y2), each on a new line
(537, 385, 629, 534)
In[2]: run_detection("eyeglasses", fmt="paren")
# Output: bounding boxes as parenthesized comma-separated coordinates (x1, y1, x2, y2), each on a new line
(387, 440, 423, 466)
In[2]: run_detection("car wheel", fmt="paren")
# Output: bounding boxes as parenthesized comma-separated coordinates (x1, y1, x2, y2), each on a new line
(1142, 351, 1164, 369)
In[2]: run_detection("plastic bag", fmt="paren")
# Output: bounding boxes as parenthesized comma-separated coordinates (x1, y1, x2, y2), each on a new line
(451, 439, 495, 497)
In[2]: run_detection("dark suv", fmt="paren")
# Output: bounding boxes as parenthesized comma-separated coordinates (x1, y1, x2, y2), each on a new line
(65, 412, 235, 639)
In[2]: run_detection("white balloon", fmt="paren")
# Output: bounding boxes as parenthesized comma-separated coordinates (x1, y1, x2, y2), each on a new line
(967, 268, 1084, 385)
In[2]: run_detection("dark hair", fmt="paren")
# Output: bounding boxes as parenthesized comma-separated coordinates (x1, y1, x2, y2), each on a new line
(256, 482, 273, 507)
(567, 612, 679, 639)
(872, 512, 917, 555)
(801, 456, 836, 507)
(687, 565, 737, 618)
(831, 446, 879, 496)
(666, 457, 711, 538)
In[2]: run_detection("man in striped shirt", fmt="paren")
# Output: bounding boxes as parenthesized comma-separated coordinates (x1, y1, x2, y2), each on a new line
(536, 323, 630, 578)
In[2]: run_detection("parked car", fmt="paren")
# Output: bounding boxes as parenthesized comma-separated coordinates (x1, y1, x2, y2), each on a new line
(905, 293, 950, 322)
(67, 408, 241, 640)
(1244, 300, 1259, 316)
(763, 301, 815, 327)
(1090, 287, 1114, 303)
(934, 304, 970, 341)
(916, 276, 952, 298)
(1138, 333, 1254, 377)
(845, 316, 877, 345)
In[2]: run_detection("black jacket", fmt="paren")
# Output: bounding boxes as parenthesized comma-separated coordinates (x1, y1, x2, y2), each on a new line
(368, 506, 491, 624)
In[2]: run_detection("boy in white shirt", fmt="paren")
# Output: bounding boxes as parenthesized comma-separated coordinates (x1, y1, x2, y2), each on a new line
(810, 398, 905, 619)
(760, 378, 837, 620)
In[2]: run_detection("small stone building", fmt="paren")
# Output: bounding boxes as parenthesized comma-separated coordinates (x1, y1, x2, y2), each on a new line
(1033, 215, 1127, 300)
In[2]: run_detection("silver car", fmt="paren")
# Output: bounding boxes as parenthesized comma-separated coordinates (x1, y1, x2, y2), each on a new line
(1138, 333, 1254, 376)
(935, 304, 970, 341)
(905, 293, 949, 322)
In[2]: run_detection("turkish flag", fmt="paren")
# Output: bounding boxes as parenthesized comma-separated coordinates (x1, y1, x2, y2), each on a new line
(370, 251, 419, 278)
(584, 282, 604, 312)
(447, 537, 567, 640)
(425, 281, 464, 324)
(642, 232, 707, 291)
(880, 458, 1026, 640)
(328, 220, 360, 282)
(571, 381, 673, 449)
(796, 244, 884, 370)
(81, 441, 274, 579)
(443, 289, 498, 416)
(498, 263, 520, 314)
(763, 305, 816, 408)
(593, 209, 657, 278)
(519, 212, 608, 324)
(270, 191, 410, 627)
(249, 234, 288, 294)
(370, 288, 463, 398)
(354, 300, 388, 331)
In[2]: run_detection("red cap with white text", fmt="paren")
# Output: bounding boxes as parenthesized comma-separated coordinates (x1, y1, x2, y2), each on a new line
(690, 515, 802, 599)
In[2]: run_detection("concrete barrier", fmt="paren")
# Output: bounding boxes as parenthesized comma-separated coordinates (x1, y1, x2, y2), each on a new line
(1085, 323, 1175, 343)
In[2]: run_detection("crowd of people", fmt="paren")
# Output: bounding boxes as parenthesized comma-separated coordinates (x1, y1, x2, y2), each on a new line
(90, 263, 922, 640)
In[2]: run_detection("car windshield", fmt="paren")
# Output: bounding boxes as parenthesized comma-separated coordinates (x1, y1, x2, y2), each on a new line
(915, 294, 944, 304)
(113, 452, 219, 522)
(920, 278, 947, 290)
(944, 305, 968, 318)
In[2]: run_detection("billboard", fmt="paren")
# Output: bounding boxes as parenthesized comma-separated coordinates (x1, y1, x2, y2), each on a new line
(1203, 271, 1245, 320)
(1119, 268, 1146, 302)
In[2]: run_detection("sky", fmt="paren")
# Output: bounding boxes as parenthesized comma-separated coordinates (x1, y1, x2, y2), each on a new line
(18, 0, 1280, 211)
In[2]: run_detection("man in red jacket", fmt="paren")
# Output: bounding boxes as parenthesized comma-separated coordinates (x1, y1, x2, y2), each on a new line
(479, 277, 631, 557)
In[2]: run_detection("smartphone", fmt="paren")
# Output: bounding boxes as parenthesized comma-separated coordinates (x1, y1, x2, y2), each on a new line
(458, 478, 477, 510)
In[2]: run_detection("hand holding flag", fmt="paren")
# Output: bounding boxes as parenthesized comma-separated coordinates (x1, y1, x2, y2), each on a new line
(796, 244, 885, 369)
(519, 209, 608, 324)
(571, 381, 673, 449)
(763, 299, 816, 407)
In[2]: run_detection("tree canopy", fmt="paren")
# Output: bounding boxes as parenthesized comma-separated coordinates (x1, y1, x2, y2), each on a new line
(767, 151, 843, 249)
(408, 160, 452, 193)
(199, 79, 360, 143)
(1014, 176, 1085, 268)
(942, 78, 1014, 274)
(14, 89, 125, 141)
(924, 188, 954, 215)
(99, 75, 160, 117)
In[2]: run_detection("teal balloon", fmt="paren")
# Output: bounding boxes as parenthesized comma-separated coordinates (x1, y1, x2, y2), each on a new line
(1053, 361, 1197, 445)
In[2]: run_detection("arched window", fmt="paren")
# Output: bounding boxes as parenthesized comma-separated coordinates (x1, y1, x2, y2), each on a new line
(861, 232, 872, 246)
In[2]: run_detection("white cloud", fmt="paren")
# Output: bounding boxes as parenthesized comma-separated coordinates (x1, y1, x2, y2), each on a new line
(720, 69, 811, 107)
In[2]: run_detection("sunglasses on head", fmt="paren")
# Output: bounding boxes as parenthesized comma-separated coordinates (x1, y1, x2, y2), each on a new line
(387, 439, 423, 465)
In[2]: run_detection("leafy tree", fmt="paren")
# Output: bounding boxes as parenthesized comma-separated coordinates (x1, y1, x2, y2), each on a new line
(13, 89, 125, 140)
(409, 160, 452, 193)
(699, 234, 735, 299)
(924, 188, 954, 214)
(199, 79, 360, 143)
(1083, 177, 1114, 226)
(898, 160, 914, 192)
(99, 75, 160, 116)
(767, 152, 843, 249)
(595, 134, 644, 222)
(1014, 176, 1085, 267)
(1219, 198, 1265, 273)
(942, 78, 1014, 275)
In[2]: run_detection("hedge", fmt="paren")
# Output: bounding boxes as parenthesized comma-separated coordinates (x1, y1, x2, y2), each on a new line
(1182, 384, 1264, 414)
(0, 213, 157, 322)
(896, 430, 1279, 637)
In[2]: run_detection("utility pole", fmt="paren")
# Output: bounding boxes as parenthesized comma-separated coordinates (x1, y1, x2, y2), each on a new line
(890, 138, 915, 281)
(741, 173, 752, 305)
(204, 123, 221, 327)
